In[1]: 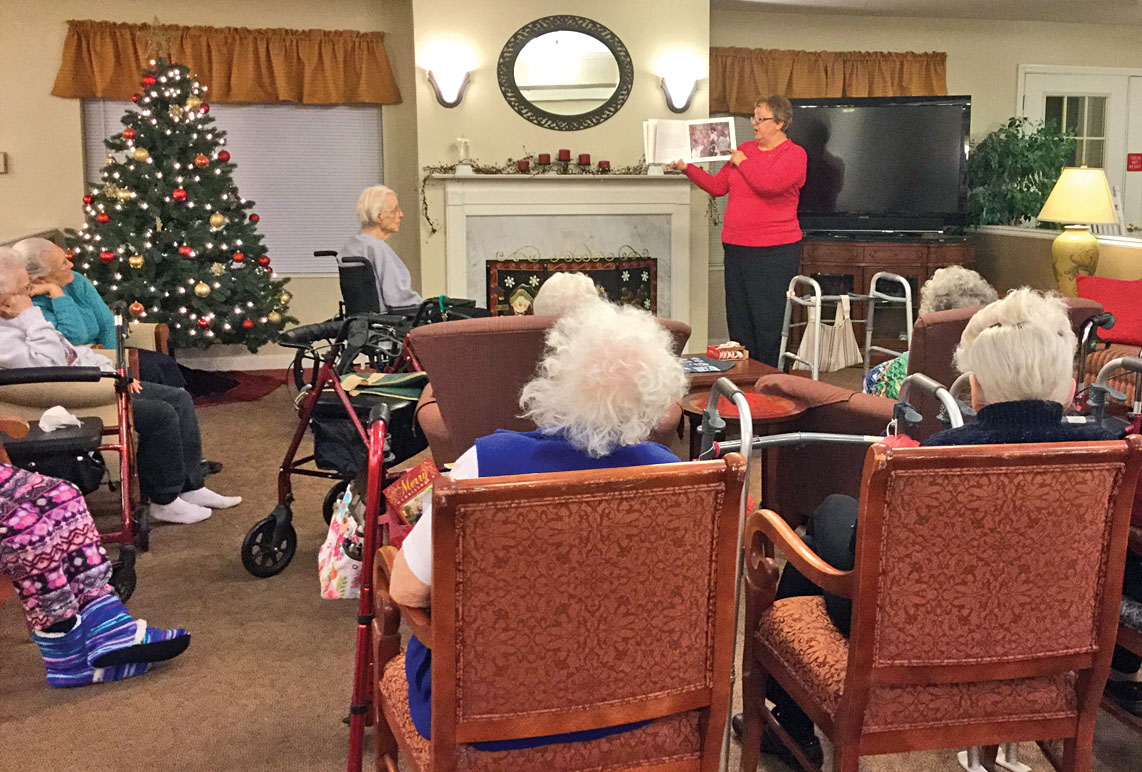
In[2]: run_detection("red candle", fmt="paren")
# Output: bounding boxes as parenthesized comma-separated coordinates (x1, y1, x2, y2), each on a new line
(517, 159, 530, 172)
(578, 153, 591, 165)
(538, 153, 551, 164)
(598, 160, 611, 172)
(558, 148, 571, 162)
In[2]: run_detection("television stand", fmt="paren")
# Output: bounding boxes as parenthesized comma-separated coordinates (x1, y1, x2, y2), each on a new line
(796, 235, 974, 363)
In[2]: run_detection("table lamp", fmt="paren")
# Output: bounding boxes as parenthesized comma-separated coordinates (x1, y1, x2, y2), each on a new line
(1036, 166, 1118, 296)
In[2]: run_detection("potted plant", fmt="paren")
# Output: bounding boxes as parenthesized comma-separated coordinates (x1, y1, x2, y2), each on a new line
(967, 117, 1076, 227)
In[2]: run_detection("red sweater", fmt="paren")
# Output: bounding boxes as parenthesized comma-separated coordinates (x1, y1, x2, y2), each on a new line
(685, 139, 807, 247)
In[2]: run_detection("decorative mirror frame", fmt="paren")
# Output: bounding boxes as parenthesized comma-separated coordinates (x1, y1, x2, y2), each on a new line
(497, 15, 634, 132)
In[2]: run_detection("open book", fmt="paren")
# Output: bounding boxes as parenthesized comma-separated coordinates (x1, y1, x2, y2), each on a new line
(644, 117, 736, 164)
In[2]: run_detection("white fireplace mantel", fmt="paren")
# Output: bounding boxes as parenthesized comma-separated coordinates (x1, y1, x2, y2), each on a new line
(436, 173, 692, 324)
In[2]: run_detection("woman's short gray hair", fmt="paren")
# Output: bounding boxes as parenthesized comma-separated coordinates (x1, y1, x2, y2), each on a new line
(355, 185, 397, 229)
(918, 265, 997, 316)
(532, 272, 604, 316)
(0, 247, 26, 294)
(11, 237, 58, 279)
(520, 303, 687, 458)
(954, 288, 1076, 406)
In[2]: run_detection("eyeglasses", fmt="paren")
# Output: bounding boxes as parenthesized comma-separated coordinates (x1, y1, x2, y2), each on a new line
(752, 115, 778, 125)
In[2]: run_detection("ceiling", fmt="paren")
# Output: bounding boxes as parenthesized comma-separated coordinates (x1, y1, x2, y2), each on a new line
(713, 0, 1142, 26)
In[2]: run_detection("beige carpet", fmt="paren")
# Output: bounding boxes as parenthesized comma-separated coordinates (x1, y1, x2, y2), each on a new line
(2, 382, 1140, 771)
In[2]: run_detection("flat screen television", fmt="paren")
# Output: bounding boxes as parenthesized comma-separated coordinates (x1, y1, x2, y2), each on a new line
(784, 95, 971, 234)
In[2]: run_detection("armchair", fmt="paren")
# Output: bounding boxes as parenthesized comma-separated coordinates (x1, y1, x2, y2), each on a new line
(408, 315, 691, 465)
(372, 455, 745, 772)
(740, 438, 1142, 772)
(756, 297, 1104, 527)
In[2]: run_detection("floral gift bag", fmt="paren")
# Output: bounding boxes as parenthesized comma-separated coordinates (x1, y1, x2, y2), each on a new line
(318, 486, 364, 599)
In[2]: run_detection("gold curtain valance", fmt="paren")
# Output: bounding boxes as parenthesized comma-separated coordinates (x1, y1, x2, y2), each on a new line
(52, 20, 401, 105)
(710, 47, 946, 113)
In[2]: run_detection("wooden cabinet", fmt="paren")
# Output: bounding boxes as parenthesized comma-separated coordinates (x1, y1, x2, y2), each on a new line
(794, 237, 975, 364)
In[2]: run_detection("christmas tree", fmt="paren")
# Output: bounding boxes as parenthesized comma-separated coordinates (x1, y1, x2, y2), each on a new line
(68, 58, 295, 351)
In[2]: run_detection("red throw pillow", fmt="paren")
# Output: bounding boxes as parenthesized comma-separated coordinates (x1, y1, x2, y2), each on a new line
(1075, 275, 1142, 345)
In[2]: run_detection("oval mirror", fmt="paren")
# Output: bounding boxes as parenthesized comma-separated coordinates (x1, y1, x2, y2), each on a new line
(498, 16, 633, 131)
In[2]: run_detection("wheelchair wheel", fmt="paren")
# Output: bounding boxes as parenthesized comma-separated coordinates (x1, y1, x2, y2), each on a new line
(323, 479, 351, 524)
(241, 511, 297, 578)
(110, 546, 137, 602)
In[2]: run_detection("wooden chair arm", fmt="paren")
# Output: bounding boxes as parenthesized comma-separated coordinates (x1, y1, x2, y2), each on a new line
(374, 546, 433, 648)
(0, 417, 29, 464)
(747, 508, 855, 599)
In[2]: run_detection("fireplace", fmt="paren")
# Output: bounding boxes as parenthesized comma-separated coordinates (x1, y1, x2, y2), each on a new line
(486, 252, 658, 316)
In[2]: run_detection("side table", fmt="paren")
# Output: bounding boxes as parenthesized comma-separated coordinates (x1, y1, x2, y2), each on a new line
(684, 357, 778, 392)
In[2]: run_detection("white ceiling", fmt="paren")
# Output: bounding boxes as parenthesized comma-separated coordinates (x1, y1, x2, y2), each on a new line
(713, 0, 1142, 26)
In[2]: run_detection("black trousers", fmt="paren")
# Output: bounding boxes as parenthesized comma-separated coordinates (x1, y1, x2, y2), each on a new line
(132, 383, 204, 504)
(723, 241, 802, 367)
(137, 348, 187, 389)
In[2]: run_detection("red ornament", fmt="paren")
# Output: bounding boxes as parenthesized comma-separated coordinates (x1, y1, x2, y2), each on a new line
(122, 127, 136, 141)
(257, 255, 271, 267)
(242, 319, 254, 330)
(197, 318, 210, 329)
(131, 94, 140, 103)
(128, 302, 145, 317)
(200, 103, 210, 114)
(96, 213, 110, 224)
(217, 150, 231, 163)
(64, 250, 75, 261)
(142, 75, 157, 87)
(82, 195, 94, 205)
(178, 245, 194, 257)
(248, 213, 260, 223)
(100, 250, 114, 263)
(194, 154, 209, 168)
(172, 188, 188, 202)
(232, 251, 245, 263)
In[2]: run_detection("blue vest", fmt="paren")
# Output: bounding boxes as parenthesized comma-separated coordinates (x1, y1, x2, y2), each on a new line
(406, 430, 680, 751)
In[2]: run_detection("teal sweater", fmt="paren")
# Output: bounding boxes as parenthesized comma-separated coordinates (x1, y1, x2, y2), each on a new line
(32, 271, 117, 349)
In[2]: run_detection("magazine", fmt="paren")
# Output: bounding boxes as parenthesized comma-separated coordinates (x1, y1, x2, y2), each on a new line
(644, 117, 736, 164)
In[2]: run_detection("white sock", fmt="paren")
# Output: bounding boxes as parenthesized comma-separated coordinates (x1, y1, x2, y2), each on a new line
(180, 487, 242, 510)
(150, 498, 211, 524)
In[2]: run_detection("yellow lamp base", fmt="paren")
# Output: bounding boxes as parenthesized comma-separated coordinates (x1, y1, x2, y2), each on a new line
(1051, 225, 1100, 297)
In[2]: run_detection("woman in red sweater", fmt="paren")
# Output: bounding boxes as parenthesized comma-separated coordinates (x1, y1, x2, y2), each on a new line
(670, 95, 807, 366)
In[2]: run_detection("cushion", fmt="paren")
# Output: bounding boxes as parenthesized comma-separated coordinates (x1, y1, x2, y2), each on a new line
(756, 596, 1077, 732)
(378, 653, 702, 772)
(1076, 276, 1142, 345)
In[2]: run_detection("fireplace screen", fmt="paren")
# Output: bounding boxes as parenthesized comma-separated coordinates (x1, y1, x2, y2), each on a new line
(486, 258, 657, 316)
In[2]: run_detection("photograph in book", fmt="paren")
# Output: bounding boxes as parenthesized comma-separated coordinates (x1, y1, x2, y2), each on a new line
(688, 117, 735, 162)
(644, 117, 737, 164)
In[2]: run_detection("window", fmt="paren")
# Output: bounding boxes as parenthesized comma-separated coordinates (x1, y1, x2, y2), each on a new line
(82, 100, 383, 274)
(1043, 94, 1107, 167)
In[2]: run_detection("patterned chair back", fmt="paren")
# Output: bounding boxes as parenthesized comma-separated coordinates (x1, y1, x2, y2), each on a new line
(428, 456, 742, 759)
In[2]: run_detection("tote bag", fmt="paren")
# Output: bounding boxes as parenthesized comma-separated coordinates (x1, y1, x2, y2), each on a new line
(317, 486, 364, 599)
(794, 295, 863, 374)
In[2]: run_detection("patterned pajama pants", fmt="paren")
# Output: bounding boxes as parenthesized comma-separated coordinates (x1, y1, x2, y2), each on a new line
(0, 464, 112, 631)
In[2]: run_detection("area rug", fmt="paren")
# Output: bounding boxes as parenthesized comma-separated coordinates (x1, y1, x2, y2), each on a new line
(183, 367, 286, 406)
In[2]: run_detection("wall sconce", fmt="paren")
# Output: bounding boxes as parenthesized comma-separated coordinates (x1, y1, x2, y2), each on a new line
(660, 75, 697, 113)
(427, 68, 471, 108)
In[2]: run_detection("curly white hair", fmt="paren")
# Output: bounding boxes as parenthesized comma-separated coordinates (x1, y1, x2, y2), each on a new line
(11, 237, 60, 279)
(532, 272, 604, 316)
(520, 302, 687, 458)
(954, 287, 1076, 406)
(0, 247, 26, 294)
(919, 265, 997, 316)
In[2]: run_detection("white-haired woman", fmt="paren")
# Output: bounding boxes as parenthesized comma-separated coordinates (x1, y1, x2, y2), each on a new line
(339, 185, 422, 312)
(532, 271, 604, 316)
(863, 265, 998, 399)
(752, 288, 1117, 765)
(389, 302, 687, 750)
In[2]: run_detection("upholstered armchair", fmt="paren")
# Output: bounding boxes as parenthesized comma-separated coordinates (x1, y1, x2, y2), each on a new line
(408, 315, 691, 466)
(740, 438, 1142, 772)
(755, 297, 1104, 527)
(372, 455, 744, 772)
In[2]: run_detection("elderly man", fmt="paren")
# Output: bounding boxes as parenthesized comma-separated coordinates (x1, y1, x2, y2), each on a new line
(12, 237, 185, 388)
(0, 248, 239, 524)
(339, 185, 423, 312)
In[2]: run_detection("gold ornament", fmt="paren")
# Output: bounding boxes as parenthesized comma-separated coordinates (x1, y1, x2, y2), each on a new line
(105, 155, 115, 166)
(267, 311, 282, 325)
(209, 212, 226, 228)
(186, 95, 203, 111)
(278, 290, 293, 306)
(128, 255, 145, 269)
(193, 281, 211, 298)
(168, 104, 184, 121)
(133, 148, 150, 162)
(210, 262, 226, 276)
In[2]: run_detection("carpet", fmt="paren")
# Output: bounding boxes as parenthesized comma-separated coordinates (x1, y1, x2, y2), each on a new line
(183, 367, 286, 406)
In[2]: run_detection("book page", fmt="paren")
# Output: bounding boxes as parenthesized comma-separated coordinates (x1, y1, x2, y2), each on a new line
(653, 120, 688, 164)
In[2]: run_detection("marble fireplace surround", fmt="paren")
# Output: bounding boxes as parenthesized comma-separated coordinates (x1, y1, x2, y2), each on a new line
(438, 174, 692, 324)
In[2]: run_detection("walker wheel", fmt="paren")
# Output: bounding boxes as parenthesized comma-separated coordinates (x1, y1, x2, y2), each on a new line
(323, 479, 351, 524)
(110, 546, 137, 601)
(241, 513, 297, 578)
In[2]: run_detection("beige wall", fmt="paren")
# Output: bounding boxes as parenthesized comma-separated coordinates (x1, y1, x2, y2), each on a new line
(710, 7, 1142, 138)
(410, 0, 712, 346)
(975, 228, 1142, 294)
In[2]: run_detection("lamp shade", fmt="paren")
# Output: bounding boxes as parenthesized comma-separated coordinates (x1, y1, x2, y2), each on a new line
(1037, 166, 1118, 224)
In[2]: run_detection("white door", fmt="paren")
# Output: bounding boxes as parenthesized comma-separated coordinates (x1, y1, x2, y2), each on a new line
(1022, 72, 1128, 215)
(1123, 77, 1142, 233)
